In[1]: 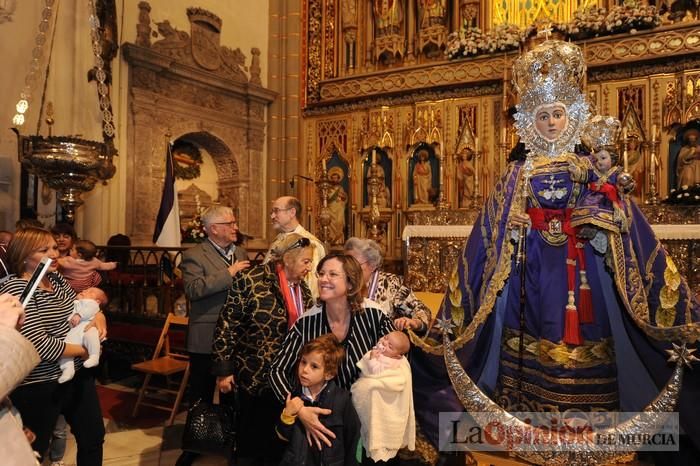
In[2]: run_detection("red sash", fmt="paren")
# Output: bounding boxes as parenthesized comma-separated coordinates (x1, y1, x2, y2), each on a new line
(276, 263, 302, 329)
(526, 207, 593, 345)
(588, 181, 621, 207)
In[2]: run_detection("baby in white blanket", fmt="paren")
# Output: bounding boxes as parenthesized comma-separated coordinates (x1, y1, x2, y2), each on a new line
(58, 287, 106, 383)
(367, 331, 410, 374)
(351, 331, 415, 462)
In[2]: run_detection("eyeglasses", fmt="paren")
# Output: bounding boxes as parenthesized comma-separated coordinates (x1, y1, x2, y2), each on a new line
(315, 270, 346, 281)
(284, 237, 311, 253)
(270, 207, 292, 215)
(212, 221, 238, 227)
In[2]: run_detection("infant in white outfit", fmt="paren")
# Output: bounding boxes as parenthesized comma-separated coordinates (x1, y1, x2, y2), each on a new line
(58, 287, 107, 383)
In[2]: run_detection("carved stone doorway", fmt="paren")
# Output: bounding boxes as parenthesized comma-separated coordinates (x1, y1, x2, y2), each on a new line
(122, 6, 275, 245)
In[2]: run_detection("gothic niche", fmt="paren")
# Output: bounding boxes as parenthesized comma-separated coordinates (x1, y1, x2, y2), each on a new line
(417, 0, 449, 58)
(123, 3, 276, 244)
(668, 120, 700, 204)
(373, 0, 405, 65)
(408, 142, 439, 207)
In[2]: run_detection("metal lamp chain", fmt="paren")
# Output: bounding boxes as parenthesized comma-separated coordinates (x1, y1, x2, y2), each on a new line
(12, 0, 56, 127)
(88, 0, 115, 138)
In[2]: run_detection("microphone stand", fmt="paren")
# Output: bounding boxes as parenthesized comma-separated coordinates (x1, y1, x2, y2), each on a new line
(289, 175, 314, 189)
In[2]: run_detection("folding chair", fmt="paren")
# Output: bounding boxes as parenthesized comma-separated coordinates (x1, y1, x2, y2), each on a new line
(131, 313, 190, 426)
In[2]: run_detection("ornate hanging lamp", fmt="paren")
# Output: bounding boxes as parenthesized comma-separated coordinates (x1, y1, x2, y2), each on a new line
(11, 0, 116, 223)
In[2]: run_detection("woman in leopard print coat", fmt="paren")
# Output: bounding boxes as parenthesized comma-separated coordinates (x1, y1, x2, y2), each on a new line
(212, 233, 315, 465)
(344, 237, 430, 333)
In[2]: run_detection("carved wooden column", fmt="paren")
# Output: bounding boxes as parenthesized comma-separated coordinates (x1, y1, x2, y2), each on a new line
(364, 0, 373, 70)
(451, 0, 460, 32)
(406, 0, 415, 63)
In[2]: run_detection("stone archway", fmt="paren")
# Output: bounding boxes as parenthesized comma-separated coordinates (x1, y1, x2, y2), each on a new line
(176, 131, 242, 213)
(122, 6, 275, 244)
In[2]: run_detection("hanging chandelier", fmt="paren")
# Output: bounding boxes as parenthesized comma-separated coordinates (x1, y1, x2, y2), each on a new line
(11, 0, 116, 222)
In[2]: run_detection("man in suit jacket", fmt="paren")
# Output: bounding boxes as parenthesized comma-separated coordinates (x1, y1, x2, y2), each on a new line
(177, 205, 249, 466)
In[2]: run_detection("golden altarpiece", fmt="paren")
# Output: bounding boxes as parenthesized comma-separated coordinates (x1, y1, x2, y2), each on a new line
(298, 0, 700, 293)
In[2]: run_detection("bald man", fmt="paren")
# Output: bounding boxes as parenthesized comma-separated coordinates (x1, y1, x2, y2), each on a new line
(263, 196, 325, 298)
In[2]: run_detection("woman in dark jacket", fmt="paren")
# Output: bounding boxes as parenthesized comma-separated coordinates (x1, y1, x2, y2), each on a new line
(212, 233, 315, 465)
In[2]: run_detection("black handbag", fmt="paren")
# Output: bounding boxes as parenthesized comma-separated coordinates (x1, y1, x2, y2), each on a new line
(181, 390, 237, 460)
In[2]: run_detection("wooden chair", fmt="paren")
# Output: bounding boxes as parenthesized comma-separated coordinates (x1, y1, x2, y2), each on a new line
(131, 313, 190, 426)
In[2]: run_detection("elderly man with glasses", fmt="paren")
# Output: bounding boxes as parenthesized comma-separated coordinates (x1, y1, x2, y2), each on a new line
(264, 196, 325, 298)
(176, 205, 250, 466)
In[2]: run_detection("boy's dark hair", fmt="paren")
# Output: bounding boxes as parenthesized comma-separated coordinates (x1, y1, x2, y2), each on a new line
(50, 222, 77, 240)
(300, 333, 345, 379)
(75, 239, 98, 260)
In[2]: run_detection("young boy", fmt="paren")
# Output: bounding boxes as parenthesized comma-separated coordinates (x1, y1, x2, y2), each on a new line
(277, 333, 361, 466)
(57, 239, 117, 293)
(351, 331, 415, 463)
(58, 287, 107, 383)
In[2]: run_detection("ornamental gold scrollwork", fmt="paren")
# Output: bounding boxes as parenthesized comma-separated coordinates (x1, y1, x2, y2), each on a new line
(584, 25, 700, 66)
(319, 56, 508, 102)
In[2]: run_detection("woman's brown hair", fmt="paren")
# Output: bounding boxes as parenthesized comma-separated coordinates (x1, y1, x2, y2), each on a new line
(6, 227, 54, 275)
(316, 253, 366, 313)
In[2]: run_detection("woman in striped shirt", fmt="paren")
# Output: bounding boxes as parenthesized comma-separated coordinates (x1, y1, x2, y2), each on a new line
(269, 253, 394, 449)
(0, 228, 106, 465)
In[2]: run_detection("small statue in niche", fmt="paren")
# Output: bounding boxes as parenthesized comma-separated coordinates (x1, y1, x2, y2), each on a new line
(418, 0, 448, 28)
(676, 128, 700, 189)
(623, 133, 644, 197)
(459, 0, 479, 28)
(327, 167, 348, 245)
(364, 151, 391, 208)
(373, 0, 403, 36)
(412, 149, 433, 205)
(456, 150, 475, 208)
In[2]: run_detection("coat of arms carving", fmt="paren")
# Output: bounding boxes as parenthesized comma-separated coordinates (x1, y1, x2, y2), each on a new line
(187, 8, 222, 71)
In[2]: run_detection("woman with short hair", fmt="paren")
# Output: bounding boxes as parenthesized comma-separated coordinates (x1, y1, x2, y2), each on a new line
(212, 233, 315, 465)
(344, 237, 430, 332)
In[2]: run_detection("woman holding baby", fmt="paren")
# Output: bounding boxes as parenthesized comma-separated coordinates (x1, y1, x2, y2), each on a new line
(0, 227, 107, 465)
(269, 253, 396, 454)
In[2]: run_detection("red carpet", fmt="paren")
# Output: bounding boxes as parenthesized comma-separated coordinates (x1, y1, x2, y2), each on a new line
(97, 384, 179, 429)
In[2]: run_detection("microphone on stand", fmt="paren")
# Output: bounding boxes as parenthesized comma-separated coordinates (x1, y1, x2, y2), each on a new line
(289, 175, 314, 189)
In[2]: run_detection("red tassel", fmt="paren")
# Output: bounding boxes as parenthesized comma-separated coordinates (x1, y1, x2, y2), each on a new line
(578, 284, 594, 324)
(578, 270, 595, 324)
(564, 304, 583, 346)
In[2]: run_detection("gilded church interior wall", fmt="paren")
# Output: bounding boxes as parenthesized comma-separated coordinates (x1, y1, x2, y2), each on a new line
(302, 92, 503, 258)
(297, 1, 700, 260)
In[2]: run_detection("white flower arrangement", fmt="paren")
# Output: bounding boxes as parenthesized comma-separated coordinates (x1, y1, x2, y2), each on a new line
(446, 1, 661, 61)
(557, 1, 660, 39)
(446, 23, 524, 60)
(183, 215, 207, 243)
